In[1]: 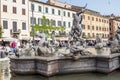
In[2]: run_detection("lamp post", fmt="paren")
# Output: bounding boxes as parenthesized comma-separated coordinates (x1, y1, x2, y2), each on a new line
(31, 0, 35, 45)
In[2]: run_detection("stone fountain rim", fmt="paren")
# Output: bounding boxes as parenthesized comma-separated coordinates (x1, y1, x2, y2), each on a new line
(10, 53, 120, 61)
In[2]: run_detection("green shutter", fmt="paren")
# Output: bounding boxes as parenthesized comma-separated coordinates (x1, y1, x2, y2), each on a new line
(31, 3, 34, 11)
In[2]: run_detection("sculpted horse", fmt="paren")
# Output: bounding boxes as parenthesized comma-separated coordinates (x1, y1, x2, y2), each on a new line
(35, 31, 57, 56)
(15, 43, 36, 57)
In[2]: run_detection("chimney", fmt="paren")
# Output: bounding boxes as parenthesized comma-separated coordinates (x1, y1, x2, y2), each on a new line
(47, 0, 56, 4)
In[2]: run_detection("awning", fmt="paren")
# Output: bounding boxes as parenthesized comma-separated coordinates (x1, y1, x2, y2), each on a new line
(30, 37, 41, 40)
(0, 37, 18, 42)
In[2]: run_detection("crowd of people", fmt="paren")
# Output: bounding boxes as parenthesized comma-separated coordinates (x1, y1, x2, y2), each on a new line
(0, 40, 30, 58)
(0, 38, 111, 58)
(0, 40, 17, 58)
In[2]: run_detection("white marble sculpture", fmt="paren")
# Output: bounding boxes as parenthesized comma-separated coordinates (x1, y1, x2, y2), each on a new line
(35, 31, 57, 56)
(110, 27, 120, 53)
(68, 4, 92, 60)
(16, 43, 36, 57)
(95, 34, 104, 49)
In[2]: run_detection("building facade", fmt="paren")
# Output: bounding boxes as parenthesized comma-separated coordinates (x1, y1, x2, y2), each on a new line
(0, 0, 30, 39)
(0, 0, 114, 40)
(29, 0, 75, 36)
(109, 15, 120, 38)
(82, 10, 109, 40)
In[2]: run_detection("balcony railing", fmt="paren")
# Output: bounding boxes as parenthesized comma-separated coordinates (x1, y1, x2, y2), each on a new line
(10, 29, 21, 34)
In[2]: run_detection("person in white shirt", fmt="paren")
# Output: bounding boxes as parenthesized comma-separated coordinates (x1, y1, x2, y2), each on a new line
(5, 44, 11, 53)
(0, 44, 3, 58)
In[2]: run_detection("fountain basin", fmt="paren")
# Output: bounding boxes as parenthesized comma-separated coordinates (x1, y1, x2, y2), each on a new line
(10, 53, 120, 77)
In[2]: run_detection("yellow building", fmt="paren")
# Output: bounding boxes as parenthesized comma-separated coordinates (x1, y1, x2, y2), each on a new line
(82, 10, 109, 40)
(47, 0, 110, 40)
(109, 15, 120, 38)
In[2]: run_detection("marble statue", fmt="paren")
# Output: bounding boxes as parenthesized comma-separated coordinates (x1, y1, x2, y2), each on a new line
(35, 31, 57, 57)
(51, 31, 59, 47)
(70, 4, 87, 41)
(68, 4, 92, 60)
(95, 34, 104, 49)
(16, 43, 36, 57)
(51, 31, 55, 45)
(110, 27, 120, 53)
(14, 4, 93, 58)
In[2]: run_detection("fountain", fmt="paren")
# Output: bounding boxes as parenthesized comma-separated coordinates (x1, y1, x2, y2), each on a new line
(110, 27, 120, 53)
(10, 4, 120, 77)
(95, 34, 104, 49)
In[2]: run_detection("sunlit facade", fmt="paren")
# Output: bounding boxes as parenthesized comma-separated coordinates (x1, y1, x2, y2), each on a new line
(0, 0, 30, 39)
(0, 0, 116, 40)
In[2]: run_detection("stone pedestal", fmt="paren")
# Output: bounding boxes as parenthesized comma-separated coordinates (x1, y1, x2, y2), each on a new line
(10, 53, 120, 77)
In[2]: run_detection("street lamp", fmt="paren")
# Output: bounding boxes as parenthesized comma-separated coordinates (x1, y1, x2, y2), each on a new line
(31, 0, 35, 45)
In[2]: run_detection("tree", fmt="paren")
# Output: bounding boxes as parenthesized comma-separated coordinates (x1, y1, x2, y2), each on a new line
(33, 16, 65, 37)
(0, 27, 3, 38)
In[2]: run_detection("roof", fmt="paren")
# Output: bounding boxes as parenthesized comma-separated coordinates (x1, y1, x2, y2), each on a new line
(30, 0, 111, 19)
(29, 0, 75, 12)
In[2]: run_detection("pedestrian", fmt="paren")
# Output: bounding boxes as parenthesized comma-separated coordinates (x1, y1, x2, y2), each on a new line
(10, 41, 16, 53)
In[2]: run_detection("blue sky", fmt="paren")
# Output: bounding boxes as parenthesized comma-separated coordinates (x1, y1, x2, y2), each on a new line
(43, 0, 120, 16)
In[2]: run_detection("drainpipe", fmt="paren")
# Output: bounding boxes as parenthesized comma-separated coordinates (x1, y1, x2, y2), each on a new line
(31, 0, 35, 45)
(0, 0, 1, 26)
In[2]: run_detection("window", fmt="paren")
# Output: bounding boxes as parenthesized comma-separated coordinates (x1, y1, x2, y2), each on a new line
(68, 22, 71, 27)
(88, 16, 90, 20)
(52, 20, 56, 26)
(52, 9, 54, 14)
(22, 22, 26, 30)
(96, 18, 98, 21)
(30, 17, 36, 24)
(38, 18, 42, 25)
(22, 0, 25, 4)
(13, 0, 16, 2)
(88, 25, 90, 29)
(63, 11, 66, 16)
(72, 13, 74, 18)
(102, 19, 104, 22)
(99, 27, 101, 31)
(88, 33, 90, 37)
(22, 8, 26, 15)
(102, 34, 104, 38)
(82, 15, 85, 19)
(58, 21, 62, 26)
(102, 28, 104, 31)
(31, 3, 34, 11)
(107, 21, 109, 23)
(99, 19, 101, 22)
(92, 33, 95, 38)
(3, 5, 7, 12)
(46, 19, 49, 25)
(3, 20, 8, 29)
(92, 26, 94, 30)
(45, 7, 48, 13)
(63, 21, 66, 27)
(13, 7, 17, 14)
(96, 26, 98, 30)
(58, 10, 61, 15)
(68, 12, 70, 17)
(13, 21, 17, 32)
(82, 24, 85, 29)
(104, 20, 106, 23)
(92, 17, 94, 21)
(82, 32, 86, 37)
(38, 6, 42, 12)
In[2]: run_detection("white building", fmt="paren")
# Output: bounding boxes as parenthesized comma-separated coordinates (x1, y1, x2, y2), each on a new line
(0, 0, 110, 41)
(0, 0, 30, 39)
(29, 0, 75, 35)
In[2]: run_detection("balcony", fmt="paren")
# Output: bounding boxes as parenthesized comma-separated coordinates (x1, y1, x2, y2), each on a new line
(10, 29, 21, 34)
